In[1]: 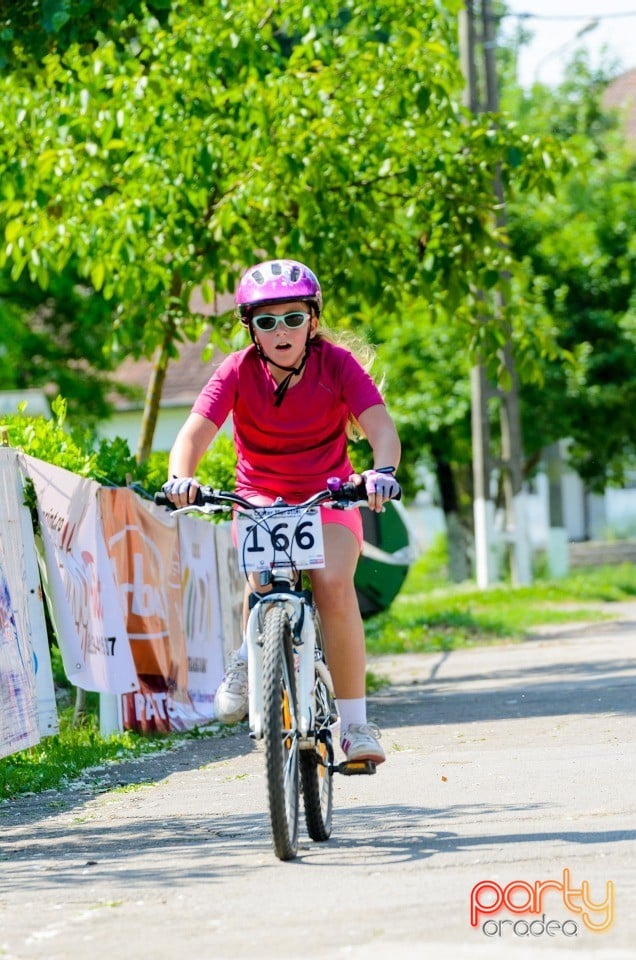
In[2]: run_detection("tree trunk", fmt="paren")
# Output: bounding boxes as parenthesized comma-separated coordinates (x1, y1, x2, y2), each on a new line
(73, 686, 87, 725)
(433, 448, 469, 583)
(136, 317, 177, 464)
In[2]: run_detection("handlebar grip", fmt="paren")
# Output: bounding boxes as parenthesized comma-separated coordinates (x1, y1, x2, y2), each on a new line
(328, 480, 368, 502)
(354, 480, 402, 502)
(328, 478, 401, 503)
(341, 481, 368, 501)
(154, 488, 205, 508)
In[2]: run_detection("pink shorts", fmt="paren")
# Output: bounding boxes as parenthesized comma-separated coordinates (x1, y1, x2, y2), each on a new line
(320, 504, 363, 550)
(231, 500, 363, 551)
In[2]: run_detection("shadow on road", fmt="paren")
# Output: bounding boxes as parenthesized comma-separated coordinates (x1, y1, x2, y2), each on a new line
(328, 802, 636, 863)
(2, 799, 634, 886)
(370, 655, 636, 730)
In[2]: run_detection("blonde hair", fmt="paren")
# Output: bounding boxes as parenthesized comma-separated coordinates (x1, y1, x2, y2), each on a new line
(313, 325, 381, 440)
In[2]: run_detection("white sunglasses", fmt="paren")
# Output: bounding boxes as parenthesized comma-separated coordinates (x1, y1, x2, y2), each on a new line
(251, 310, 311, 332)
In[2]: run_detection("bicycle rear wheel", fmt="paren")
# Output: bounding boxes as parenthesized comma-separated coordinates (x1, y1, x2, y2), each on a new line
(300, 618, 335, 842)
(262, 605, 300, 861)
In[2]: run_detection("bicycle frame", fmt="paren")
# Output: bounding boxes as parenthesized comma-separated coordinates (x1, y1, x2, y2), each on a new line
(246, 569, 324, 743)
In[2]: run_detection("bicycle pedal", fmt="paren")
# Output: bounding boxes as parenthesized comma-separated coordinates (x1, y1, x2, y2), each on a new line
(335, 760, 377, 776)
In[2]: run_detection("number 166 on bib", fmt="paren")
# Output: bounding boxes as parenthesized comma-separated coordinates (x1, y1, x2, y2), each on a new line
(237, 507, 326, 573)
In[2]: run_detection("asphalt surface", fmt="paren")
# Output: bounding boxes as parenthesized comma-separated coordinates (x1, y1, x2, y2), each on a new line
(1, 604, 635, 960)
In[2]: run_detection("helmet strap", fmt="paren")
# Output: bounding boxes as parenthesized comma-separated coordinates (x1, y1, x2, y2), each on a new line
(248, 325, 312, 407)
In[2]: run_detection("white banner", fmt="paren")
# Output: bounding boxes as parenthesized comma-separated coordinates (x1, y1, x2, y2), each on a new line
(0, 448, 56, 758)
(12, 454, 58, 738)
(0, 562, 39, 759)
(24, 456, 139, 695)
(214, 522, 245, 667)
(4, 456, 242, 736)
(178, 514, 225, 722)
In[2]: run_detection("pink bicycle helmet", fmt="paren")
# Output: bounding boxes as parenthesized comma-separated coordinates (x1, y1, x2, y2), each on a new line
(235, 259, 322, 322)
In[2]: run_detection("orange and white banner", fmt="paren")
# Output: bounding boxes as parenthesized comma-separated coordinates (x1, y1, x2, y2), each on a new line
(99, 490, 226, 732)
(24, 456, 139, 696)
(100, 489, 185, 732)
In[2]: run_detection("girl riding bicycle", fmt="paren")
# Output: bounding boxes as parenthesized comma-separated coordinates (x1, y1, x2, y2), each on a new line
(163, 259, 400, 765)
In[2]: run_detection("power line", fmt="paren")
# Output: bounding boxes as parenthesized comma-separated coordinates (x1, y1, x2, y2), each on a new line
(506, 10, 636, 20)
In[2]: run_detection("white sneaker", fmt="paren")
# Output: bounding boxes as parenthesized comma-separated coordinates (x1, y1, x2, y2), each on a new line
(341, 722, 386, 764)
(214, 653, 249, 724)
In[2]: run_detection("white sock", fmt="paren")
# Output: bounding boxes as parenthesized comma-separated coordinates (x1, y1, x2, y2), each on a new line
(236, 636, 248, 660)
(338, 698, 367, 734)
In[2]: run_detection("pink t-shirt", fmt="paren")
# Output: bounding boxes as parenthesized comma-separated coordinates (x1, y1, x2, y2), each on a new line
(192, 338, 384, 501)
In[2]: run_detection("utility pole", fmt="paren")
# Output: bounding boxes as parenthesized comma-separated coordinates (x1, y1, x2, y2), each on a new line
(459, 0, 532, 586)
(482, 0, 531, 585)
(545, 442, 569, 576)
(460, 0, 498, 587)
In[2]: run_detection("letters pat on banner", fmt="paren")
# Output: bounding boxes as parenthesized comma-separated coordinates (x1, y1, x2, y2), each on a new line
(100, 490, 223, 733)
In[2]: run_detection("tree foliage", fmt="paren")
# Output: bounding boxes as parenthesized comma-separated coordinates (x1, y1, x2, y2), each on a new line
(504, 53, 636, 489)
(0, 0, 563, 455)
(366, 45, 636, 542)
(0, 266, 134, 422)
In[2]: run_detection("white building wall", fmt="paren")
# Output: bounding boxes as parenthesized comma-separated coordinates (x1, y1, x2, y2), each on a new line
(605, 486, 636, 537)
(99, 407, 189, 454)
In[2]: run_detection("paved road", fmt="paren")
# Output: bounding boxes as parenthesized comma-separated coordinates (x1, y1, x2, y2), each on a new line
(1, 607, 635, 960)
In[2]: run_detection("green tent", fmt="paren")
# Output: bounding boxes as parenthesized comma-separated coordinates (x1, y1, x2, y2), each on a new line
(355, 501, 418, 617)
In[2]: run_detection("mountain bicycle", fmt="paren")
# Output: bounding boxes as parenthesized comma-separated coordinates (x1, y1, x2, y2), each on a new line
(155, 477, 382, 861)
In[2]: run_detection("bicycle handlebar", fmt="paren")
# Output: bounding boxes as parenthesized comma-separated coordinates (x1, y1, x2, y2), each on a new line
(154, 476, 400, 511)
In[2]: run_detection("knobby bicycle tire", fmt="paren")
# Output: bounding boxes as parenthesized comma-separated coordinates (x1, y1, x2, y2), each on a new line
(262, 605, 300, 861)
(300, 615, 335, 842)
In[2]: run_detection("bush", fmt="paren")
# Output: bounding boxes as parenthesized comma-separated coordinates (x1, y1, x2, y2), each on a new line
(196, 433, 237, 490)
(1, 396, 152, 487)
(2, 397, 96, 475)
(1, 396, 238, 494)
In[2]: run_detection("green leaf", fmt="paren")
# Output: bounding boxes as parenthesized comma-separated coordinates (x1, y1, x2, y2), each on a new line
(5, 219, 22, 243)
(90, 262, 106, 291)
(507, 146, 523, 168)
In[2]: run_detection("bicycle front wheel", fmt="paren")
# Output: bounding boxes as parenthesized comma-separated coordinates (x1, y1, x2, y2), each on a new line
(300, 617, 335, 842)
(262, 605, 300, 861)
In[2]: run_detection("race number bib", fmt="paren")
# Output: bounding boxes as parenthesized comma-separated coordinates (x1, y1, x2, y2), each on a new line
(237, 506, 325, 573)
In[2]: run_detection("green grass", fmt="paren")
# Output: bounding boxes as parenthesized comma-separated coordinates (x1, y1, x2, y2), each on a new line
(0, 708, 182, 800)
(364, 559, 636, 656)
(2, 561, 635, 801)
